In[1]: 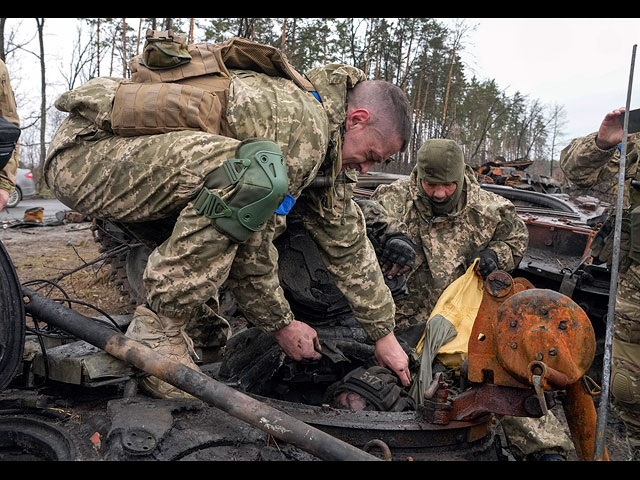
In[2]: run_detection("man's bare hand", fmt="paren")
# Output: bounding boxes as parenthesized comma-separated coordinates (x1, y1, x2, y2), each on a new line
(0, 189, 9, 211)
(273, 319, 322, 361)
(374, 332, 410, 386)
(596, 108, 632, 150)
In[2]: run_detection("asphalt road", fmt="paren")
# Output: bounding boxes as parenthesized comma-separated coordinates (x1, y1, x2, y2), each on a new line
(0, 198, 72, 221)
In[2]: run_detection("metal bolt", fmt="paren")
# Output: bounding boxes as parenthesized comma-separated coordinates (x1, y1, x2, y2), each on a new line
(510, 342, 518, 349)
(536, 352, 544, 361)
(509, 319, 518, 328)
(558, 320, 568, 330)
(548, 348, 557, 356)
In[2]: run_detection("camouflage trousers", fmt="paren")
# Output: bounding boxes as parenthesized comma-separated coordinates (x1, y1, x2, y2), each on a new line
(611, 260, 640, 459)
(45, 129, 265, 349)
(500, 413, 573, 461)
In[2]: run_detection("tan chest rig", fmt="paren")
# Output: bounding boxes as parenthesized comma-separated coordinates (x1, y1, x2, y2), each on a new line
(111, 29, 315, 138)
(110, 30, 320, 243)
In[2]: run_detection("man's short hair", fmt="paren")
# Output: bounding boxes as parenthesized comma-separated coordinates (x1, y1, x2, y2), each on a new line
(347, 80, 412, 152)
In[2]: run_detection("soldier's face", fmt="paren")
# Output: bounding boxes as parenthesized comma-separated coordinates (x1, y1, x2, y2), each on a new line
(342, 108, 402, 174)
(420, 179, 458, 201)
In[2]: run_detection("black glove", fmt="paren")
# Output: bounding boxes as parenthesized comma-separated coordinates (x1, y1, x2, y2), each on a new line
(474, 248, 498, 279)
(381, 233, 416, 278)
(0, 116, 20, 171)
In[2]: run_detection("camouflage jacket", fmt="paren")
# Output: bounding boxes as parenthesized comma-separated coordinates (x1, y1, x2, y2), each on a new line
(45, 65, 396, 341)
(366, 166, 528, 327)
(227, 64, 396, 340)
(560, 131, 640, 207)
(0, 59, 19, 193)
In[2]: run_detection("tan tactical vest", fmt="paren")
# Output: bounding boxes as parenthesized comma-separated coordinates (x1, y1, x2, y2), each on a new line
(111, 30, 315, 138)
(0, 60, 19, 126)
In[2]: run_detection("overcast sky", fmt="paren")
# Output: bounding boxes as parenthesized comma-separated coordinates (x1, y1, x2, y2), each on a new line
(443, 18, 640, 144)
(7, 17, 640, 154)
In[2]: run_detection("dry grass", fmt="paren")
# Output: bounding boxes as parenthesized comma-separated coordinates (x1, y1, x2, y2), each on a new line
(1, 224, 134, 318)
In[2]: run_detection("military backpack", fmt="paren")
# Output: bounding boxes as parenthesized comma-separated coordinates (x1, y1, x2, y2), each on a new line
(111, 29, 315, 138)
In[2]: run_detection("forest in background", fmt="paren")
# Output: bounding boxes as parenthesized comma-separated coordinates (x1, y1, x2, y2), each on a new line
(0, 17, 568, 189)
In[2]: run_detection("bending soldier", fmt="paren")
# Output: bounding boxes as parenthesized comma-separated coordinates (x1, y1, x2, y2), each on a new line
(560, 107, 640, 460)
(44, 33, 413, 398)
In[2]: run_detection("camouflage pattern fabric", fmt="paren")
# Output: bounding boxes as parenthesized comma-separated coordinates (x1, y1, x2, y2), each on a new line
(0, 59, 19, 193)
(561, 132, 640, 459)
(559, 131, 640, 205)
(44, 65, 396, 345)
(500, 414, 574, 461)
(611, 261, 640, 459)
(183, 304, 232, 360)
(366, 166, 528, 331)
(363, 166, 573, 459)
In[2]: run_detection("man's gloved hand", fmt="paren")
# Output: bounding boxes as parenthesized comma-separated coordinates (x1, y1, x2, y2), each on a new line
(474, 248, 498, 279)
(381, 233, 416, 279)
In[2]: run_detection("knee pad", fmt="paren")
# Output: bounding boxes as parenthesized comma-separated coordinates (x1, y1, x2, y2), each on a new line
(611, 336, 640, 408)
(611, 362, 640, 405)
(194, 139, 288, 242)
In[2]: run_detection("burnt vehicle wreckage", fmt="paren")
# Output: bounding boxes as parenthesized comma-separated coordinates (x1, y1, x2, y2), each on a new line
(0, 170, 613, 461)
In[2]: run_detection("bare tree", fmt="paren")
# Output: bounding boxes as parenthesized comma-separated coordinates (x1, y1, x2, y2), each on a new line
(35, 18, 46, 189)
(0, 18, 6, 61)
(441, 20, 474, 132)
(469, 96, 509, 162)
(280, 18, 287, 52)
(400, 18, 417, 92)
(547, 104, 567, 176)
(96, 18, 101, 76)
(121, 18, 127, 78)
(136, 18, 143, 54)
(1, 18, 33, 62)
(60, 23, 95, 90)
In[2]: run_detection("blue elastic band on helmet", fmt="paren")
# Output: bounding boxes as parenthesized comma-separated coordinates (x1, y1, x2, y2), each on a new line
(311, 91, 322, 103)
(275, 194, 296, 215)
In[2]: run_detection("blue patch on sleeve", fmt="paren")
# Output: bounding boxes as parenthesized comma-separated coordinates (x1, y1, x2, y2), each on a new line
(275, 194, 296, 215)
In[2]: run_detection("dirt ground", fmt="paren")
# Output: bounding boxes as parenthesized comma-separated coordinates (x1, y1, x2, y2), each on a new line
(0, 222, 134, 317)
(0, 221, 633, 462)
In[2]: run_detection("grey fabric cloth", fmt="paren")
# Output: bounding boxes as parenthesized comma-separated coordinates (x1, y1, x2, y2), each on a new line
(408, 313, 458, 404)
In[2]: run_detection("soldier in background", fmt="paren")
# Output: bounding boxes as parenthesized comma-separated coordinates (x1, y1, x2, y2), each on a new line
(44, 34, 413, 399)
(560, 107, 640, 460)
(0, 59, 20, 211)
(364, 139, 528, 331)
(358, 139, 573, 461)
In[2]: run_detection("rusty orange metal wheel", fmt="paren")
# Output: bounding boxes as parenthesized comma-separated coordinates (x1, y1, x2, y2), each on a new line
(492, 289, 596, 388)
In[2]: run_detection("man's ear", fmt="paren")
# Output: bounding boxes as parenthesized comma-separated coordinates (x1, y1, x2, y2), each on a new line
(345, 108, 370, 130)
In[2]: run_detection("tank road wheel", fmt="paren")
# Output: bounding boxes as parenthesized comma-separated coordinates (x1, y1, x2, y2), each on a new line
(0, 239, 25, 391)
(91, 219, 144, 306)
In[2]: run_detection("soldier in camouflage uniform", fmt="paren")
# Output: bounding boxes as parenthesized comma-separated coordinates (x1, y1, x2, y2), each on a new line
(44, 45, 413, 399)
(0, 59, 20, 211)
(360, 139, 573, 461)
(365, 139, 528, 329)
(560, 107, 640, 460)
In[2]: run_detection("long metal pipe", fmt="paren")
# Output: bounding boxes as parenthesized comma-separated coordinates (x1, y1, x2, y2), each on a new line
(21, 287, 380, 462)
(594, 44, 637, 461)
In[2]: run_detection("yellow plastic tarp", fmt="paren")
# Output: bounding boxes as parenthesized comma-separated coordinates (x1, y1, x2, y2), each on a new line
(415, 258, 484, 371)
